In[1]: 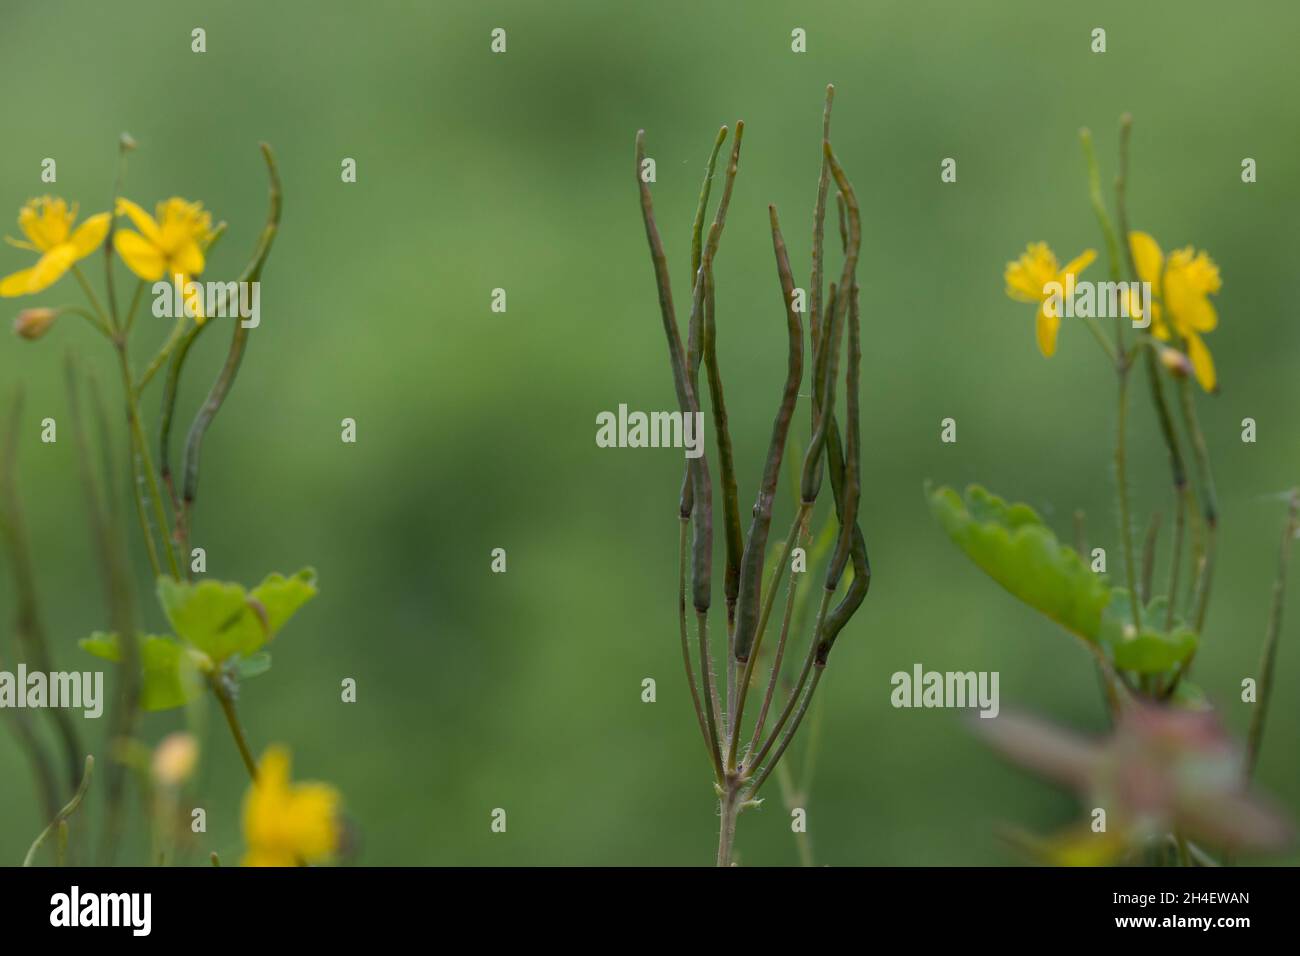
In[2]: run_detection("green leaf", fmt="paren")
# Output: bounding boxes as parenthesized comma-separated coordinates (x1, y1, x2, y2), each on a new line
(236, 651, 272, 680)
(250, 567, 318, 634)
(927, 484, 1112, 642)
(139, 636, 202, 711)
(78, 632, 201, 711)
(156, 568, 317, 663)
(79, 632, 122, 662)
(1098, 588, 1200, 675)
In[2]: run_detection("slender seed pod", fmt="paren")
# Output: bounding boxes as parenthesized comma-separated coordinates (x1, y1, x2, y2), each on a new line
(680, 126, 729, 519)
(809, 84, 835, 396)
(733, 206, 804, 662)
(635, 130, 713, 611)
(179, 144, 282, 508)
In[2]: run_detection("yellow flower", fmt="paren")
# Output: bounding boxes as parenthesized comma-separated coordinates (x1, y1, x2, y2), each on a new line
(242, 746, 341, 867)
(1004, 242, 1096, 357)
(1129, 231, 1221, 392)
(0, 197, 109, 297)
(114, 197, 214, 321)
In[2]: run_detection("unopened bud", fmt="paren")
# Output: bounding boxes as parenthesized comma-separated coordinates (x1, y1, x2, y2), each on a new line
(13, 308, 58, 340)
(1159, 347, 1191, 378)
(152, 732, 199, 786)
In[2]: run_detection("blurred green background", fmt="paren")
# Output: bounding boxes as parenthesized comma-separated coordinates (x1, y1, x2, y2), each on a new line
(1, 0, 1297, 865)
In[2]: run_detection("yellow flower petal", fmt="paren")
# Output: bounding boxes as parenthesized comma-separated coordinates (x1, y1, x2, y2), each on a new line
(171, 240, 205, 279)
(242, 746, 341, 868)
(69, 212, 110, 259)
(115, 198, 163, 245)
(1186, 332, 1217, 392)
(114, 230, 166, 281)
(0, 267, 37, 297)
(23, 246, 78, 295)
(1036, 303, 1059, 357)
(1128, 232, 1164, 288)
(1059, 249, 1096, 280)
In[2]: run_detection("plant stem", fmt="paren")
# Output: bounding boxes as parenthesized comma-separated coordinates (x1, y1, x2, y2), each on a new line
(716, 783, 742, 867)
(210, 675, 259, 781)
(114, 341, 179, 578)
(695, 610, 724, 775)
(1245, 489, 1298, 780)
(1176, 374, 1218, 634)
(1115, 366, 1142, 631)
(680, 518, 721, 782)
(23, 756, 93, 867)
(745, 515, 808, 762)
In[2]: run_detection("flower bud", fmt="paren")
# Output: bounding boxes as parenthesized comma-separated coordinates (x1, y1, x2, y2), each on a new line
(152, 732, 199, 786)
(1159, 346, 1191, 378)
(13, 307, 58, 340)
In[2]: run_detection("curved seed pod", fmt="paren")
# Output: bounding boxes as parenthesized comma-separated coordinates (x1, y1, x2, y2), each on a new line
(680, 126, 729, 519)
(635, 130, 713, 611)
(809, 84, 835, 392)
(821, 145, 862, 585)
(702, 267, 743, 616)
(734, 206, 804, 662)
(799, 275, 845, 505)
(680, 123, 745, 615)
(817, 356, 871, 661)
(181, 143, 282, 507)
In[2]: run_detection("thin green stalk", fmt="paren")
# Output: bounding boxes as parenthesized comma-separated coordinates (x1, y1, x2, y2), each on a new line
(748, 589, 832, 775)
(774, 759, 814, 866)
(23, 756, 93, 867)
(680, 518, 721, 782)
(104, 134, 135, 333)
(136, 314, 190, 393)
(115, 341, 179, 578)
(749, 666, 824, 797)
(0, 391, 84, 792)
(1176, 373, 1218, 633)
(1245, 490, 1298, 780)
(123, 278, 145, 337)
(210, 675, 259, 782)
(730, 506, 808, 770)
(1140, 511, 1160, 605)
(1167, 488, 1187, 630)
(745, 516, 808, 763)
(1114, 370, 1141, 631)
(695, 610, 724, 777)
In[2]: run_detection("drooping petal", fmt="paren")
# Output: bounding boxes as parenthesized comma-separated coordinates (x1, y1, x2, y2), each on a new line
(23, 246, 78, 294)
(0, 267, 37, 297)
(114, 230, 167, 281)
(115, 198, 163, 245)
(69, 212, 110, 259)
(1185, 295, 1218, 333)
(1059, 248, 1096, 280)
(1036, 303, 1059, 358)
(1128, 232, 1164, 287)
(1186, 332, 1217, 392)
